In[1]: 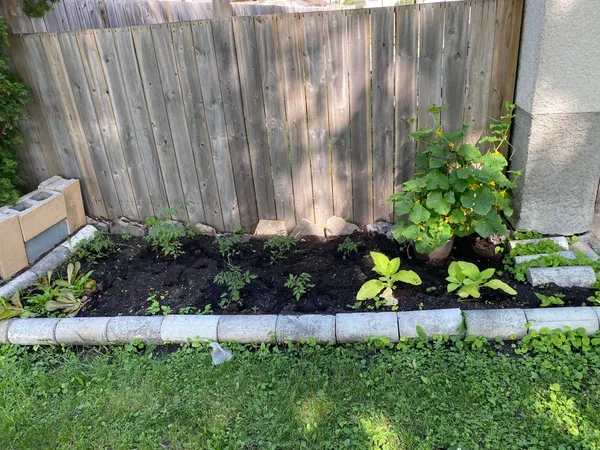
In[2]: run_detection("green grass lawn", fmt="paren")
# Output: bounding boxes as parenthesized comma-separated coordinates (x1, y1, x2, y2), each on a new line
(1, 340, 600, 449)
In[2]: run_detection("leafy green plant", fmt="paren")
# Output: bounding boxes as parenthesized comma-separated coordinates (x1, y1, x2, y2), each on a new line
(536, 293, 565, 307)
(44, 291, 89, 317)
(510, 252, 600, 282)
(145, 204, 194, 258)
(517, 327, 600, 355)
(121, 233, 132, 241)
(284, 273, 315, 301)
(232, 226, 246, 235)
(337, 238, 359, 260)
(357, 252, 422, 305)
(214, 266, 256, 307)
(388, 103, 518, 254)
(509, 239, 564, 257)
(263, 236, 296, 264)
(216, 235, 241, 265)
(21, 0, 61, 17)
(71, 232, 114, 263)
(0, 292, 35, 320)
(146, 293, 171, 316)
(566, 235, 579, 245)
(587, 291, 600, 306)
(446, 261, 516, 299)
(513, 229, 542, 240)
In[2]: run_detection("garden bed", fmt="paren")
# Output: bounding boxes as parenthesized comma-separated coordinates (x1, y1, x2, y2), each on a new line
(76, 232, 596, 317)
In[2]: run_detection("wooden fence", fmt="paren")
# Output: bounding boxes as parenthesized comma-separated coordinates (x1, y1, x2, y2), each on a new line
(9, 0, 524, 231)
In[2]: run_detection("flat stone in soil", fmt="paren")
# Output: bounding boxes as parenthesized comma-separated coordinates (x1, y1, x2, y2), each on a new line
(336, 312, 398, 343)
(508, 236, 569, 251)
(464, 309, 527, 340)
(366, 222, 393, 240)
(8, 318, 60, 345)
(106, 316, 164, 344)
(524, 307, 599, 335)
(526, 266, 597, 287)
(160, 315, 220, 343)
(276, 314, 335, 343)
(326, 216, 359, 236)
(290, 218, 325, 238)
(513, 250, 575, 265)
(218, 315, 277, 343)
(110, 217, 147, 237)
(254, 220, 287, 237)
(398, 308, 463, 338)
(0, 270, 37, 299)
(194, 223, 216, 237)
(55, 317, 110, 345)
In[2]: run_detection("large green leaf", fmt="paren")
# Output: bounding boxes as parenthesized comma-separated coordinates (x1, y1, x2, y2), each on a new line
(472, 187, 495, 215)
(455, 167, 474, 180)
(425, 170, 449, 190)
(472, 212, 506, 238)
(484, 279, 517, 296)
(400, 224, 421, 239)
(458, 284, 481, 299)
(448, 208, 466, 223)
(393, 197, 414, 216)
(370, 252, 390, 275)
(457, 144, 482, 161)
(385, 258, 401, 277)
(392, 270, 422, 285)
(392, 222, 408, 243)
(460, 191, 476, 209)
(409, 204, 430, 224)
(449, 171, 469, 192)
(403, 177, 427, 192)
(457, 261, 480, 280)
(480, 268, 496, 281)
(426, 191, 452, 215)
(357, 279, 386, 300)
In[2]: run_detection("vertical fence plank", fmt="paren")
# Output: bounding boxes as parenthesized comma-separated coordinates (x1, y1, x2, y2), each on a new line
(488, 0, 524, 155)
(464, 0, 497, 145)
(276, 13, 314, 224)
(132, 25, 188, 221)
(254, 15, 295, 228)
(171, 22, 225, 231)
(151, 24, 205, 224)
(232, 16, 277, 221)
(442, 1, 469, 132)
(57, 32, 122, 219)
(191, 20, 240, 230)
(212, 18, 259, 231)
(62, 1, 85, 30)
(95, 29, 154, 219)
(371, 7, 394, 222)
(395, 4, 418, 193)
(300, 12, 333, 225)
(325, 10, 351, 219)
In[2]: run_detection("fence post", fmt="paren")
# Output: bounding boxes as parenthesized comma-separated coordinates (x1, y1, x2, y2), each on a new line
(213, 0, 232, 18)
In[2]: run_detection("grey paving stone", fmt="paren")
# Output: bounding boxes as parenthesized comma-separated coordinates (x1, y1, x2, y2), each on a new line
(326, 216, 359, 236)
(218, 315, 278, 343)
(526, 266, 596, 287)
(525, 307, 600, 335)
(61, 225, 98, 252)
(30, 246, 70, 276)
(366, 222, 393, 240)
(464, 309, 527, 340)
(508, 236, 569, 251)
(55, 317, 110, 345)
(514, 250, 575, 265)
(254, 220, 287, 236)
(161, 315, 220, 343)
(398, 308, 463, 338)
(8, 318, 60, 345)
(0, 318, 13, 344)
(336, 312, 398, 343)
(570, 240, 600, 262)
(276, 315, 335, 343)
(106, 316, 164, 344)
(0, 270, 38, 299)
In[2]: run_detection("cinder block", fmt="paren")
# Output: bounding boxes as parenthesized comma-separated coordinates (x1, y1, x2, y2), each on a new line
(525, 307, 599, 335)
(160, 315, 220, 343)
(526, 266, 596, 287)
(8, 318, 60, 345)
(508, 236, 569, 251)
(0, 270, 38, 299)
(336, 312, 398, 343)
(0, 318, 13, 344)
(514, 250, 575, 265)
(55, 317, 110, 345)
(276, 315, 335, 343)
(398, 308, 463, 338)
(218, 315, 278, 343)
(30, 246, 70, 276)
(12, 189, 67, 242)
(61, 225, 98, 253)
(464, 309, 527, 340)
(24, 219, 69, 262)
(39, 177, 86, 233)
(0, 208, 28, 280)
(106, 316, 164, 344)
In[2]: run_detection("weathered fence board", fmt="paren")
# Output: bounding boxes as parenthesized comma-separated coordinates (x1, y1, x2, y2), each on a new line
(11, 2, 523, 231)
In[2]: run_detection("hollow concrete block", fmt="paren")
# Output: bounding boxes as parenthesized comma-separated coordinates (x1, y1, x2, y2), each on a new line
(0, 209, 28, 280)
(14, 190, 67, 242)
(39, 177, 86, 233)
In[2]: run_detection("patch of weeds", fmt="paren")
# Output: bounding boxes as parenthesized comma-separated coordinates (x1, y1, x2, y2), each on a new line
(177, 305, 213, 315)
(510, 252, 600, 282)
(566, 235, 579, 245)
(71, 232, 115, 263)
(513, 229, 543, 240)
(284, 273, 315, 301)
(536, 292, 565, 307)
(263, 235, 296, 264)
(214, 266, 256, 308)
(517, 326, 600, 355)
(232, 226, 246, 235)
(146, 292, 171, 316)
(587, 291, 600, 306)
(121, 233, 132, 241)
(145, 203, 195, 258)
(509, 239, 564, 257)
(337, 237, 358, 260)
(0, 292, 34, 320)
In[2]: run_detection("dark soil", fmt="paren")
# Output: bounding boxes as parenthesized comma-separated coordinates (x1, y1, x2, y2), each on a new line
(77, 231, 596, 317)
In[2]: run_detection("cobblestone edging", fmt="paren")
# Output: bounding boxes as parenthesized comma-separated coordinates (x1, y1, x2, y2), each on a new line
(2, 307, 600, 346)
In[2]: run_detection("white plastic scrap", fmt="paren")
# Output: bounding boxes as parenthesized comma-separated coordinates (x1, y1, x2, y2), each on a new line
(209, 342, 233, 365)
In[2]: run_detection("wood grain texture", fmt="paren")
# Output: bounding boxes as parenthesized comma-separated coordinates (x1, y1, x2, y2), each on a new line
(300, 12, 333, 225)
(371, 7, 394, 222)
(276, 13, 314, 224)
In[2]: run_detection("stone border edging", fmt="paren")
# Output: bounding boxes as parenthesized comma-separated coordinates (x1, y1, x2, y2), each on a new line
(2, 307, 600, 346)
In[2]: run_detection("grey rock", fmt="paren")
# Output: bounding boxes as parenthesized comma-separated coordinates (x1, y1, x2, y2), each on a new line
(0, 318, 13, 344)
(30, 246, 70, 276)
(8, 318, 60, 345)
(86, 216, 110, 232)
(569, 240, 599, 262)
(194, 223, 217, 236)
(165, 220, 184, 229)
(106, 316, 164, 344)
(290, 218, 325, 238)
(161, 315, 220, 343)
(525, 307, 599, 335)
(508, 236, 569, 251)
(61, 225, 98, 252)
(326, 216, 359, 236)
(398, 308, 463, 338)
(464, 309, 527, 340)
(0, 271, 38, 299)
(276, 315, 335, 343)
(254, 219, 287, 236)
(110, 217, 147, 237)
(216, 233, 252, 243)
(526, 266, 596, 287)
(366, 222, 393, 240)
(336, 312, 398, 343)
(218, 315, 277, 343)
(55, 317, 110, 345)
(514, 250, 575, 265)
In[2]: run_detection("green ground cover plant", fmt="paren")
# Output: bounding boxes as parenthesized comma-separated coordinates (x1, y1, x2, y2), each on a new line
(214, 265, 256, 307)
(71, 232, 115, 263)
(536, 293, 565, 307)
(1, 338, 600, 449)
(337, 237, 359, 259)
(509, 239, 564, 257)
(284, 273, 315, 301)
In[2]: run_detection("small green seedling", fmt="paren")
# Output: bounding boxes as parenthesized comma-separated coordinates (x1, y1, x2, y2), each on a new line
(214, 266, 256, 307)
(145, 204, 194, 258)
(357, 252, 422, 305)
(337, 238, 359, 260)
(263, 236, 296, 264)
(0, 292, 33, 320)
(536, 293, 565, 307)
(146, 293, 171, 315)
(587, 291, 600, 306)
(45, 291, 89, 317)
(285, 273, 315, 301)
(217, 235, 241, 265)
(446, 261, 517, 299)
(232, 226, 246, 235)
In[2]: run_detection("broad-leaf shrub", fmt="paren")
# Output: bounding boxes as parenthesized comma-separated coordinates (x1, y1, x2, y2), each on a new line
(389, 103, 518, 254)
(446, 261, 516, 299)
